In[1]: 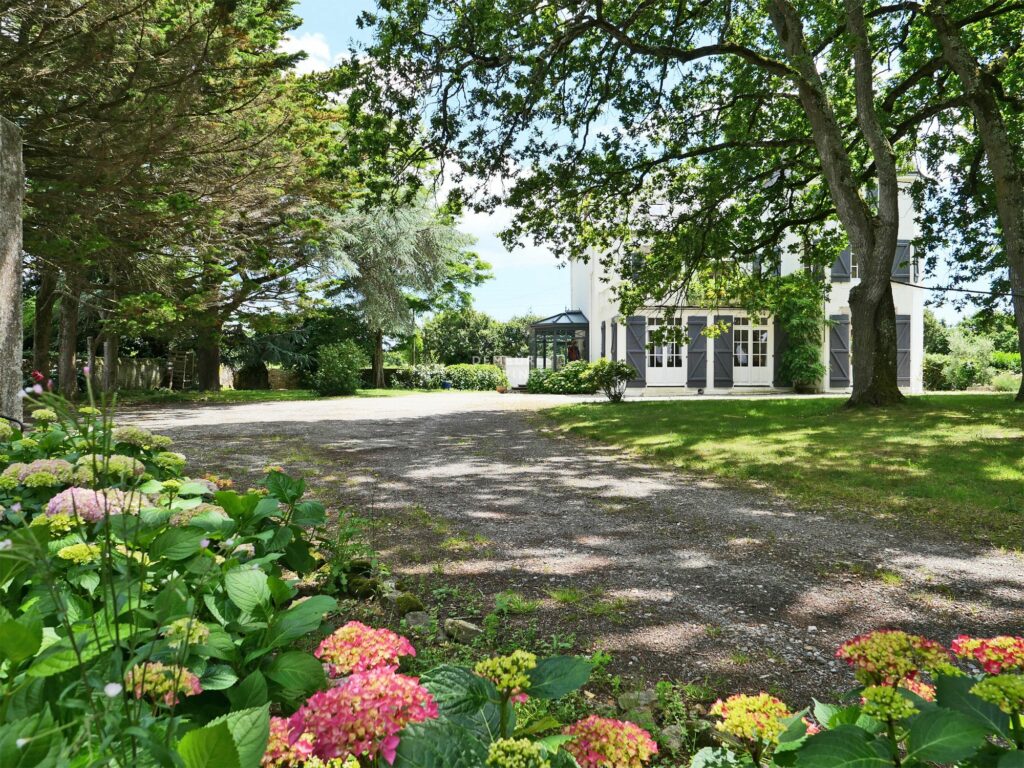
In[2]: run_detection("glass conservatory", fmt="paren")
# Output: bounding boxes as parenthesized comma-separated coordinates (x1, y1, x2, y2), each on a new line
(530, 311, 589, 371)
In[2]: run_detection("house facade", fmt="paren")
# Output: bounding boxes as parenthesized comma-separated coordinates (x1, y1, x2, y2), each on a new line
(533, 180, 925, 394)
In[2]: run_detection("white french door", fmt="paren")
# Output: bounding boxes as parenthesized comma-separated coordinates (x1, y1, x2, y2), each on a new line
(733, 316, 771, 386)
(646, 316, 685, 385)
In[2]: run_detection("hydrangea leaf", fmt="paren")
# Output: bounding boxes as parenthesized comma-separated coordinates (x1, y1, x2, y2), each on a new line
(526, 656, 593, 700)
(935, 673, 1010, 738)
(903, 709, 989, 764)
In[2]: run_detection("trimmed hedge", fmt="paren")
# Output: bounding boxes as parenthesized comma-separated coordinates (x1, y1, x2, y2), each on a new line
(443, 363, 508, 390)
(391, 363, 508, 390)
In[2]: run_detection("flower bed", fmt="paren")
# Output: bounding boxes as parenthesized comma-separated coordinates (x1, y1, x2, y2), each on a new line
(0, 381, 656, 767)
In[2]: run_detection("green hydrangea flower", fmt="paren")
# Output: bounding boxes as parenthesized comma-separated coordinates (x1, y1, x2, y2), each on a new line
(474, 650, 537, 697)
(31, 408, 58, 423)
(486, 739, 551, 768)
(972, 675, 1024, 714)
(861, 685, 919, 720)
(57, 542, 101, 565)
(23, 471, 59, 488)
(32, 513, 75, 535)
(154, 452, 187, 471)
(0, 421, 13, 441)
(162, 617, 211, 649)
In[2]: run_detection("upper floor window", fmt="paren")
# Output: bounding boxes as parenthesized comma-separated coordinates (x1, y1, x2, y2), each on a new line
(850, 251, 859, 279)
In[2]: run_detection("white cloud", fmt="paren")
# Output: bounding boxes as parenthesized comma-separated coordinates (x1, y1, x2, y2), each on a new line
(279, 32, 345, 75)
(457, 206, 561, 269)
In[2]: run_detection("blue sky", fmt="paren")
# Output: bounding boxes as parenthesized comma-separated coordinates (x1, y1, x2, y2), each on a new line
(287, 0, 568, 322)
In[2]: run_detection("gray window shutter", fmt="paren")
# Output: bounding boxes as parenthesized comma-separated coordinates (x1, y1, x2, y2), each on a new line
(773, 318, 790, 387)
(714, 315, 733, 387)
(600, 321, 606, 358)
(686, 316, 707, 387)
(829, 314, 851, 388)
(896, 314, 911, 386)
(625, 316, 646, 387)
(831, 249, 852, 282)
(892, 240, 911, 279)
(610, 321, 618, 361)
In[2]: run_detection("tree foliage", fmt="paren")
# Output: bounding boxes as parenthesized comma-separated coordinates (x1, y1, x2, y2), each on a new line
(349, 0, 1024, 405)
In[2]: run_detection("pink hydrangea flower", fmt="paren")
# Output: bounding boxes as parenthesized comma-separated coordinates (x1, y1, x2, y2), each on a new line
(563, 715, 658, 768)
(952, 635, 1024, 675)
(314, 621, 416, 676)
(285, 667, 438, 765)
(262, 717, 315, 767)
(46, 487, 142, 522)
(125, 662, 202, 707)
(836, 630, 952, 686)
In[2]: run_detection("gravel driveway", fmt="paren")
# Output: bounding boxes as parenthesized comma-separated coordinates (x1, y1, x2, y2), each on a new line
(129, 392, 1024, 700)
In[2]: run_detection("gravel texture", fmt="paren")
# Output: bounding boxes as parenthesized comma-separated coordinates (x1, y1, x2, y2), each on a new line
(129, 391, 1024, 701)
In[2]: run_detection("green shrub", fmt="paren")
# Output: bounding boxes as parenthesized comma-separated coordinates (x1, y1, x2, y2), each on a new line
(443, 363, 508, 390)
(991, 350, 1022, 373)
(392, 363, 446, 389)
(923, 353, 950, 390)
(527, 360, 598, 394)
(313, 341, 367, 396)
(937, 330, 996, 390)
(584, 358, 636, 402)
(526, 368, 555, 393)
(992, 371, 1022, 392)
(772, 274, 828, 388)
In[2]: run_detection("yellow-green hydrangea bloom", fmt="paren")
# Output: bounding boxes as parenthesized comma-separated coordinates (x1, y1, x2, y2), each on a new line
(0, 421, 13, 441)
(709, 693, 793, 744)
(162, 618, 211, 649)
(31, 408, 58, 423)
(474, 650, 537, 698)
(860, 685, 919, 720)
(57, 542, 101, 565)
(971, 675, 1024, 714)
(23, 471, 58, 487)
(487, 738, 551, 768)
(154, 452, 187, 471)
(32, 512, 75, 535)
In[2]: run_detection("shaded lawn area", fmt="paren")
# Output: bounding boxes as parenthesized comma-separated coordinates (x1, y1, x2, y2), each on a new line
(545, 394, 1024, 549)
(115, 388, 424, 405)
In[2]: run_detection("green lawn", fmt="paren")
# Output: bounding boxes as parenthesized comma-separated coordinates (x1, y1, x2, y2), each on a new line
(115, 388, 424, 405)
(546, 394, 1024, 549)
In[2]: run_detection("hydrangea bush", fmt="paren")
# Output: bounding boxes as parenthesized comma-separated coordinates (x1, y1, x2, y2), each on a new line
(693, 629, 1024, 768)
(0, 384, 338, 765)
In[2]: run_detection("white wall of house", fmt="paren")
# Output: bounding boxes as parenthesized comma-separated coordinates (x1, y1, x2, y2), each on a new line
(567, 178, 925, 394)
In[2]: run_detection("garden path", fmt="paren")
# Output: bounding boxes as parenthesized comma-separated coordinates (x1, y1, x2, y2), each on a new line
(130, 392, 1024, 699)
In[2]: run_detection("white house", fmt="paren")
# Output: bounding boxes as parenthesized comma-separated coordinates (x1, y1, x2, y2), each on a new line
(530, 179, 925, 394)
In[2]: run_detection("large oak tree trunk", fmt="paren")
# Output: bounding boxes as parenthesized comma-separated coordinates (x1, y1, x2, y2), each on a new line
(372, 329, 384, 388)
(768, 0, 903, 406)
(56, 274, 82, 399)
(32, 265, 57, 376)
(0, 117, 23, 422)
(848, 272, 902, 405)
(195, 324, 222, 391)
(1013, 274, 1024, 402)
(926, 1, 1024, 402)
